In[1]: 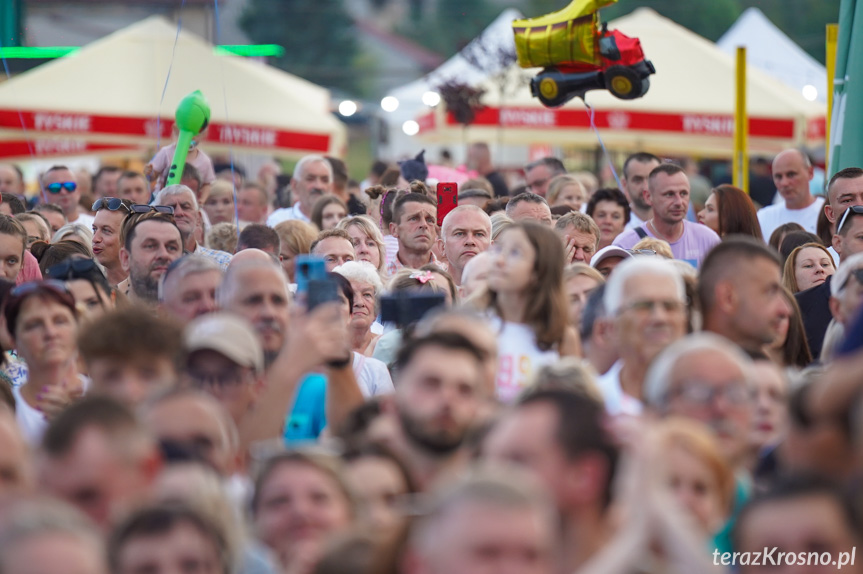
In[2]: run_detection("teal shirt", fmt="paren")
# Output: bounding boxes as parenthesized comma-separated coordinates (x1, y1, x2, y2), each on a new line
(712, 473, 753, 555)
(283, 374, 327, 444)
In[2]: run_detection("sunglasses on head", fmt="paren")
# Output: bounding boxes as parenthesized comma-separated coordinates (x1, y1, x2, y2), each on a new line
(46, 258, 100, 280)
(129, 204, 174, 215)
(838, 205, 863, 234)
(46, 181, 77, 194)
(92, 197, 132, 213)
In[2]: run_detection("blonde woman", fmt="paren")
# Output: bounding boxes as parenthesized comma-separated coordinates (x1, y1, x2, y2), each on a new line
(337, 215, 388, 277)
(546, 174, 587, 211)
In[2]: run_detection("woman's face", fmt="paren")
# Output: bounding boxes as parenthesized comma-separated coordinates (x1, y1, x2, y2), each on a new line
(698, 193, 720, 235)
(552, 184, 586, 211)
(666, 445, 726, 536)
(349, 279, 376, 329)
(280, 247, 297, 282)
(14, 296, 77, 368)
(346, 225, 381, 270)
(345, 456, 409, 536)
(487, 228, 536, 295)
(750, 361, 789, 450)
(566, 274, 601, 328)
(0, 233, 24, 281)
(255, 462, 352, 567)
(592, 200, 626, 247)
(794, 247, 835, 291)
(67, 279, 112, 320)
(203, 192, 234, 225)
(321, 203, 347, 231)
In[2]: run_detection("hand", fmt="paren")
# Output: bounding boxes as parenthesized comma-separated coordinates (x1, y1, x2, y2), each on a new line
(143, 163, 154, 178)
(564, 236, 576, 264)
(282, 302, 351, 371)
(36, 380, 83, 421)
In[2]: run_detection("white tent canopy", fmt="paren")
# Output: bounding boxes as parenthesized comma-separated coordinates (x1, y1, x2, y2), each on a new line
(416, 8, 826, 157)
(0, 17, 346, 160)
(717, 7, 827, 103)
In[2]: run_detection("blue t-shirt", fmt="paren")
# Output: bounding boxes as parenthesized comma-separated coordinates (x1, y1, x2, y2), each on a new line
(283, 374, 327, 444)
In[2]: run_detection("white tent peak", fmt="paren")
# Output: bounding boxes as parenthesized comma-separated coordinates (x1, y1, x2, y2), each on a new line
(717, 7, 827, 102)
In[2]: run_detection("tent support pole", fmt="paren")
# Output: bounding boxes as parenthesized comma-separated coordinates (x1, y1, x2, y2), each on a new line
(733, 46, 749, 194)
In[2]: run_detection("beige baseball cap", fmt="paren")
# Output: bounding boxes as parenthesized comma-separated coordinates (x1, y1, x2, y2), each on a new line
(184, 312, 265, 374)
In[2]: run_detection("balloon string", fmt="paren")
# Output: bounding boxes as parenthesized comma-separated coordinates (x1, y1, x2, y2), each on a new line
(213, 0, 240, 236)
(0, 37, 47, 204)
(584, 100, 621, 189)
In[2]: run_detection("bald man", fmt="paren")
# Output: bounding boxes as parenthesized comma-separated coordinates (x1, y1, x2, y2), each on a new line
(757, 149, 823, 239)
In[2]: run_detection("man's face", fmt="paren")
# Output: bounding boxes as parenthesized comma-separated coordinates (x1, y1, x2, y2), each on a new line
(121, 221, 183, 302)
(835, 216, 863, 260)
(43, 168, 80, 216)
(595, 255, 625, 278)
(88, 356, 178, 407)
(142, 395, 234, 477)
(114, 522, 222, 574)
(92, 209, 126, 268)
(663, 350, 753, 465)
(39, 427, 152, 529)
(186, 349, 261, 426)
(727, 258, 791, 349)
(293, 160, 332, 214)
(94, 171, 121, 199)
(772, 151, 814, 204)
(442, 210, 491, 272)
(313, 237, 355, 271)
(1, 533, 107, 574)
(222, 267, 290, 357)
(567, 273, 601, 327)
(525, 164, 556, 197)
(117, 176, 151, 205)
(419, 501, 555, 574)
(826, 176, 863, 224)
(158, 192, 197, 239)
(161, 270, 222, 324)
(614, 273, 686, 364)
(484, 403, 572, 507)
(0, 165, 23, 195)
(737, 496, 860, 574)
(396, 346, 482, 454)
(392, 201, 437, 255)
(833, 269, 863, 326)
(560, 225, 597, 264)
(647, 171, 690, 225)
(237, 188, 267, 223)
(623, 159, 659, 210)
(510, 201, 553, 227)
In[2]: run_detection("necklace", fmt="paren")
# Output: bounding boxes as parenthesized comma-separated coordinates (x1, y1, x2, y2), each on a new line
(647, 219, 683, 243)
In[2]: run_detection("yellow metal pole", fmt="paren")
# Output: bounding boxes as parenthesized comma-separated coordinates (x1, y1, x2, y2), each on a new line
(826, 24, 838, 173)
(734, 46, 749, 193)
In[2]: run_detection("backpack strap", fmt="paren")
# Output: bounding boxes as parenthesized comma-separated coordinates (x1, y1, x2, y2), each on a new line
(634, 226, 648, 239)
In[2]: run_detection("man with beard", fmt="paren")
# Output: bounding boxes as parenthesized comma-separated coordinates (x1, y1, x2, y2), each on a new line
(621, 152, 660, 229)
(385, 332, 485, 490)
(267, 155, 333, 226)
(614, 164, 719, 268)
(386, 192, 442, 275)
(119, 212, 184, 305)
(153, 185, 232, 270)
(440, 205, 492, 285)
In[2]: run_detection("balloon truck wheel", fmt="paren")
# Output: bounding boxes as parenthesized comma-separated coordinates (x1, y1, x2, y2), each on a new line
(605, 66, 643, 100)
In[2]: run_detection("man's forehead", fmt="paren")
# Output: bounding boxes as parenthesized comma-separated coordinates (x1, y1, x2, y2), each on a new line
(652, 171, 689, 189)
(830, 176, 863, 201)
(302, 161, 330, 178)
(622, 272, 678, 298)
(403, 201, 435, 214)
(671, 350, 744, 383)
(44, 169, 74, 182)
(627, 160, 659, 176)
(134, 220, 181, 241)
(448, 210, 489, 229)
(163, 192, 195, 205)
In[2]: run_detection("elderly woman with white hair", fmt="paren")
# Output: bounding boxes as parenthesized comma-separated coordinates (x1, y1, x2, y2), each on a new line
(334, 260, 384, 356)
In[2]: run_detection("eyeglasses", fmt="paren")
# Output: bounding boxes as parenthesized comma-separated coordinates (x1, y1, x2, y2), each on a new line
(129, 204, 174, 215)
(618, 298, 686, 315)
(92, 197, 132, 213)
(46, 181, 77, 194)
(837, 205, 863, 234)
(666, 382, 753, 407)
(840, 268, 863, 291)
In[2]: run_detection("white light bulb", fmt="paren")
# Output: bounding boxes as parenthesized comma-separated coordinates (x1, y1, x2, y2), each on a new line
(402, 120, 420, 136)
(338, 100, 357, 117)
(381, 96, 400, 112)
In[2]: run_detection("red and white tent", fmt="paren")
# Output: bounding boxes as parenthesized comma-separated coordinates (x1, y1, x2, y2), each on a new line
(0, 17, 346, 160)
(416, 8, 825, 158)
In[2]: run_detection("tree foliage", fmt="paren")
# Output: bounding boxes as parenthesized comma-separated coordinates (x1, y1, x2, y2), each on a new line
(239, 0, 363, 93)
(402, 0, 501, 56)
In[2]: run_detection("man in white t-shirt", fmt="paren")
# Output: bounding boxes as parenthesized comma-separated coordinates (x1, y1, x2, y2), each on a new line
(758, 149, 824, 239)
(597, 257, 687, 416)
(41, 165, 95, 228)
(267, 155, 333, 226)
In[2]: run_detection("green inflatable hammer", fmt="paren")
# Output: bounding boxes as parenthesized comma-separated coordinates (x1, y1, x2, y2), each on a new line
(165, 90, 211, 186)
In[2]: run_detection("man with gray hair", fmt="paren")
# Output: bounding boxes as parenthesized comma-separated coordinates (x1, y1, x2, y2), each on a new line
(406, 468, 557, 574)
(505, 192, 553, 227)
(597, 257, 687, 415)
(158, 254, 224, 324)
(440, 205, 492, 285)
(644, 332, 755, 469)
(153, 184, 232, 269)
(267, 154, 333, 226)
(556, 211, 600, 265)
(524, 156, 566, 197)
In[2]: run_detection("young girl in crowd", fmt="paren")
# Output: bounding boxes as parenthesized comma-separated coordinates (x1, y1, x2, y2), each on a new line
(311, 195, 348, 231)
(697, 185, 763, 240)
(481, 222, 579, 402)
(783, 242, 836, 293)
(0, 216, 27, 283)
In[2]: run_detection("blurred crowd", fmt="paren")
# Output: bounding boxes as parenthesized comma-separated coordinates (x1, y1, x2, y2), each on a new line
(0, 139, 862, 574)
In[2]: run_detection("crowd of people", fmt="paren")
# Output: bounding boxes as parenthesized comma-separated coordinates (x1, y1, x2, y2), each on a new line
(1, 140, 863, 574)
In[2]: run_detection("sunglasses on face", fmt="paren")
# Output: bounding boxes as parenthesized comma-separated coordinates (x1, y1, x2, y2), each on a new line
(92, 197, 132, 213)
(129, 204, 174, 215)
(46, 181, 77, 194)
